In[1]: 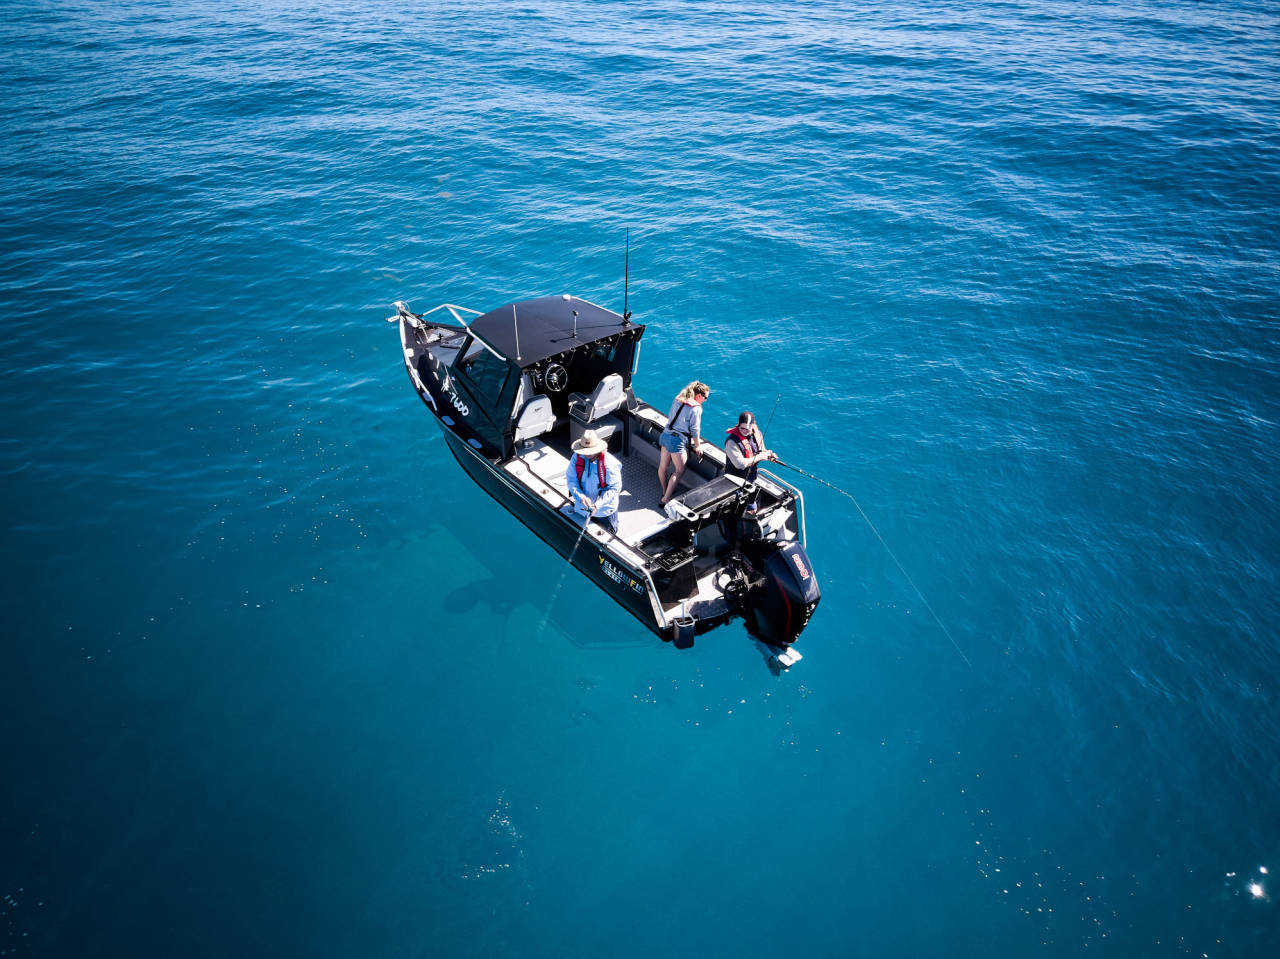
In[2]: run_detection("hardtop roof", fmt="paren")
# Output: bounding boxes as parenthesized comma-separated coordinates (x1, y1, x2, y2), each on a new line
(469, 295, 643, 367)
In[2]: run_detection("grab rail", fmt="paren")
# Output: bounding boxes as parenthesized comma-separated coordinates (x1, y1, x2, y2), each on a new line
(417, 302, 482, 324)
(391, 302, 508, 362)
(758, 467, 807, 547)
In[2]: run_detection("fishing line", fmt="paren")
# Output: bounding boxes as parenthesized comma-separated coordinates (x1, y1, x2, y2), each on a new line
(535, 507, 596, 641)
(774, 459, 973, 668)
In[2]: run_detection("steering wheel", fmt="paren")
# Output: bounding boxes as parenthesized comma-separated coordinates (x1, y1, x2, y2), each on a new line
(543, 363, 568, 392)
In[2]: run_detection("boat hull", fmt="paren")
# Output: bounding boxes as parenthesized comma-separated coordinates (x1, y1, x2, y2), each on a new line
(437, 424, 664, 635)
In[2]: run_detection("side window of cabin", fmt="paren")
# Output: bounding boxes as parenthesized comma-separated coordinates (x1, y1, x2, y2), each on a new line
(456, 341, 512, 408)
(455, 335, 484, 373)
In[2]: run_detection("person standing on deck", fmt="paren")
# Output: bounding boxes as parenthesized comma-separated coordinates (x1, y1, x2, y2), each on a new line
(565, 429, 623, 534)
(658, 380, 710, 506)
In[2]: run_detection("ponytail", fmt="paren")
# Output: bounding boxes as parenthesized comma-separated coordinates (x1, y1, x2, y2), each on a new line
(676, 380, 711, 403)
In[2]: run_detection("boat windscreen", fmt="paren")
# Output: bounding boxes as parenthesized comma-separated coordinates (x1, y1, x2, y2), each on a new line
(450, 335, 522, 447)
(456, 339, 513, 407)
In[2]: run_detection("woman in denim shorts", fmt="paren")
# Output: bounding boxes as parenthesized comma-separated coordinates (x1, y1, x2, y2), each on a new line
(658, 381, 710, 506)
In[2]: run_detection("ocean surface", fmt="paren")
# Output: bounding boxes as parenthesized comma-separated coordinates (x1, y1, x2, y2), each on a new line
(2, 1, 1278, 955)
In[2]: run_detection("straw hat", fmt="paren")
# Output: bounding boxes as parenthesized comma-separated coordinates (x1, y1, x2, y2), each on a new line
(571, 429, 608, 457)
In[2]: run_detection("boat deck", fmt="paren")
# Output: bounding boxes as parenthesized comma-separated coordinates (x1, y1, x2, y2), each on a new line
(504, 426, 733, 617)
(506, 430, 704, 545)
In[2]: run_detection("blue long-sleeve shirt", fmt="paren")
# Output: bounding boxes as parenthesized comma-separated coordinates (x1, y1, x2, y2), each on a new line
(565, 452, 622, 519)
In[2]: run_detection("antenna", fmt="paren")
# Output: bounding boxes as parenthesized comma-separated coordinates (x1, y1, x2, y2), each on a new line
(512, 304, 521, 361)
(622, 228, 632, 325)
(572, 309, 579, 339)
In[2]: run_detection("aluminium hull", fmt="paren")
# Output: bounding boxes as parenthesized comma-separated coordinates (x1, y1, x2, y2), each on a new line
(436, 423, 667, 636)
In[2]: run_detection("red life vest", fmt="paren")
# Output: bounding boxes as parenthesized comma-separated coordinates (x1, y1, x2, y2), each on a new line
(728, 427, 757, 460)
(574, 453, 608, 490)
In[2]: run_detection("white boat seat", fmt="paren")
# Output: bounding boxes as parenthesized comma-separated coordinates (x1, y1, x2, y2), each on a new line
(568, 373, 626, 423)
(513, 395, 555, 442)
(568, 373, 629, 453)
(570, 412, 623, 450)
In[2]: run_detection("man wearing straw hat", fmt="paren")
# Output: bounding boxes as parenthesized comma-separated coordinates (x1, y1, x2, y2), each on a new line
(565, 429, 623, 534)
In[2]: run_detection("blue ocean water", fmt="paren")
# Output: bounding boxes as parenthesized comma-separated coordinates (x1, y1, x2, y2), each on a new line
(2, 0, 1278, 954)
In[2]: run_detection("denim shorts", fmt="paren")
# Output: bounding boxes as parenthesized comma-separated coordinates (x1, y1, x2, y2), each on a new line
(659, 429, 687, 454)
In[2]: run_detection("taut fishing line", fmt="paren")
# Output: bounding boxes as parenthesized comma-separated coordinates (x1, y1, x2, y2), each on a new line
(536, 509, 596, 641)
(773, 459, 973, 668)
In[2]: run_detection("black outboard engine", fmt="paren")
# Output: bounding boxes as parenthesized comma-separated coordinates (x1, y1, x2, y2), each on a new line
(742, 542, 821, 647)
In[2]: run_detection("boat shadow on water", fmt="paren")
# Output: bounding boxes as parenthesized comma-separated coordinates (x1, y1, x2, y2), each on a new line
(443, 578, 521, 619)
(443, 577, 648, 649)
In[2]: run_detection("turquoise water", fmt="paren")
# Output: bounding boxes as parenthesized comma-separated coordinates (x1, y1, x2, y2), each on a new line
(2, 0, 1278, 955)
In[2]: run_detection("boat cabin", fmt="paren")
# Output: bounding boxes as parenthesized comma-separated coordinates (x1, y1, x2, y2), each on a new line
(438, 295, 644, 459)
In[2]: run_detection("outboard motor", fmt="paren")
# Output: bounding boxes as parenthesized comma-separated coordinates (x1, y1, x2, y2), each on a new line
(742, 542, 821, 647)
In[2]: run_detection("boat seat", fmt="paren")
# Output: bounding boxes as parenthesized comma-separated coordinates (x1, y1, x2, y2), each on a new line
(569, 373, 628, 452)
(571, 412, 625, 452)
(513, 395, 555, 443)
(568, 373, 626, 422)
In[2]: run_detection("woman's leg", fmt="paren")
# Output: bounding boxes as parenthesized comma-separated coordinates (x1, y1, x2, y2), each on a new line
(661, 450, 687, 504)
(657, 449, 672, 492)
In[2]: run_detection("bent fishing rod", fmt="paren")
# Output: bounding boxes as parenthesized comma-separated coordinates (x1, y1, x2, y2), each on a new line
(771, 458, 972, 669)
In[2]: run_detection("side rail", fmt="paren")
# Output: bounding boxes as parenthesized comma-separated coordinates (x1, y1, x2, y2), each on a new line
(389, 301, 509, 364)
(422, 302, 482, 325)
(758, 467, 807, 547)
(386, 301, 482, 325)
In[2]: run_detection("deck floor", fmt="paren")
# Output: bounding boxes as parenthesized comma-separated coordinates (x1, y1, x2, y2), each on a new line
(508, 432, 733, 618)
(511, 435, 698, 545)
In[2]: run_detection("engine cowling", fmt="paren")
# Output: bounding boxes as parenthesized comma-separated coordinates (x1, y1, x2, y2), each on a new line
(743, 542, 820, 646)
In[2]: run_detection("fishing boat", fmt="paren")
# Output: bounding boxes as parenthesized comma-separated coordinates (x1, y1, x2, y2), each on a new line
(386, 294, 819, 666)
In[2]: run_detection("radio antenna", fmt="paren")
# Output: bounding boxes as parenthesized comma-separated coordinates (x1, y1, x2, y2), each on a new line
(622, 228, 632, 325)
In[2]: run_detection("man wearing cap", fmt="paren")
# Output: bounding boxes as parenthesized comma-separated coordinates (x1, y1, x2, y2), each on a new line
(724, 411, 776, 484)
(565, 429, 623, 534)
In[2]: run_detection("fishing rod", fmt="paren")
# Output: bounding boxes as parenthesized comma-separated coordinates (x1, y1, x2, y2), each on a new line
(762, 392, 781, 434)
(772, 458, 973, 669)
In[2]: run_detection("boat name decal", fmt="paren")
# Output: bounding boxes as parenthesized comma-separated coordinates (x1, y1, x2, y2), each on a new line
(446, 388, 470, 417)
(599, 555, 645, 594)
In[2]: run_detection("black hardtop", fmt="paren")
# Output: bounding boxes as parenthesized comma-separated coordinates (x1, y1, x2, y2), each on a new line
(469, 295, 644, 367)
